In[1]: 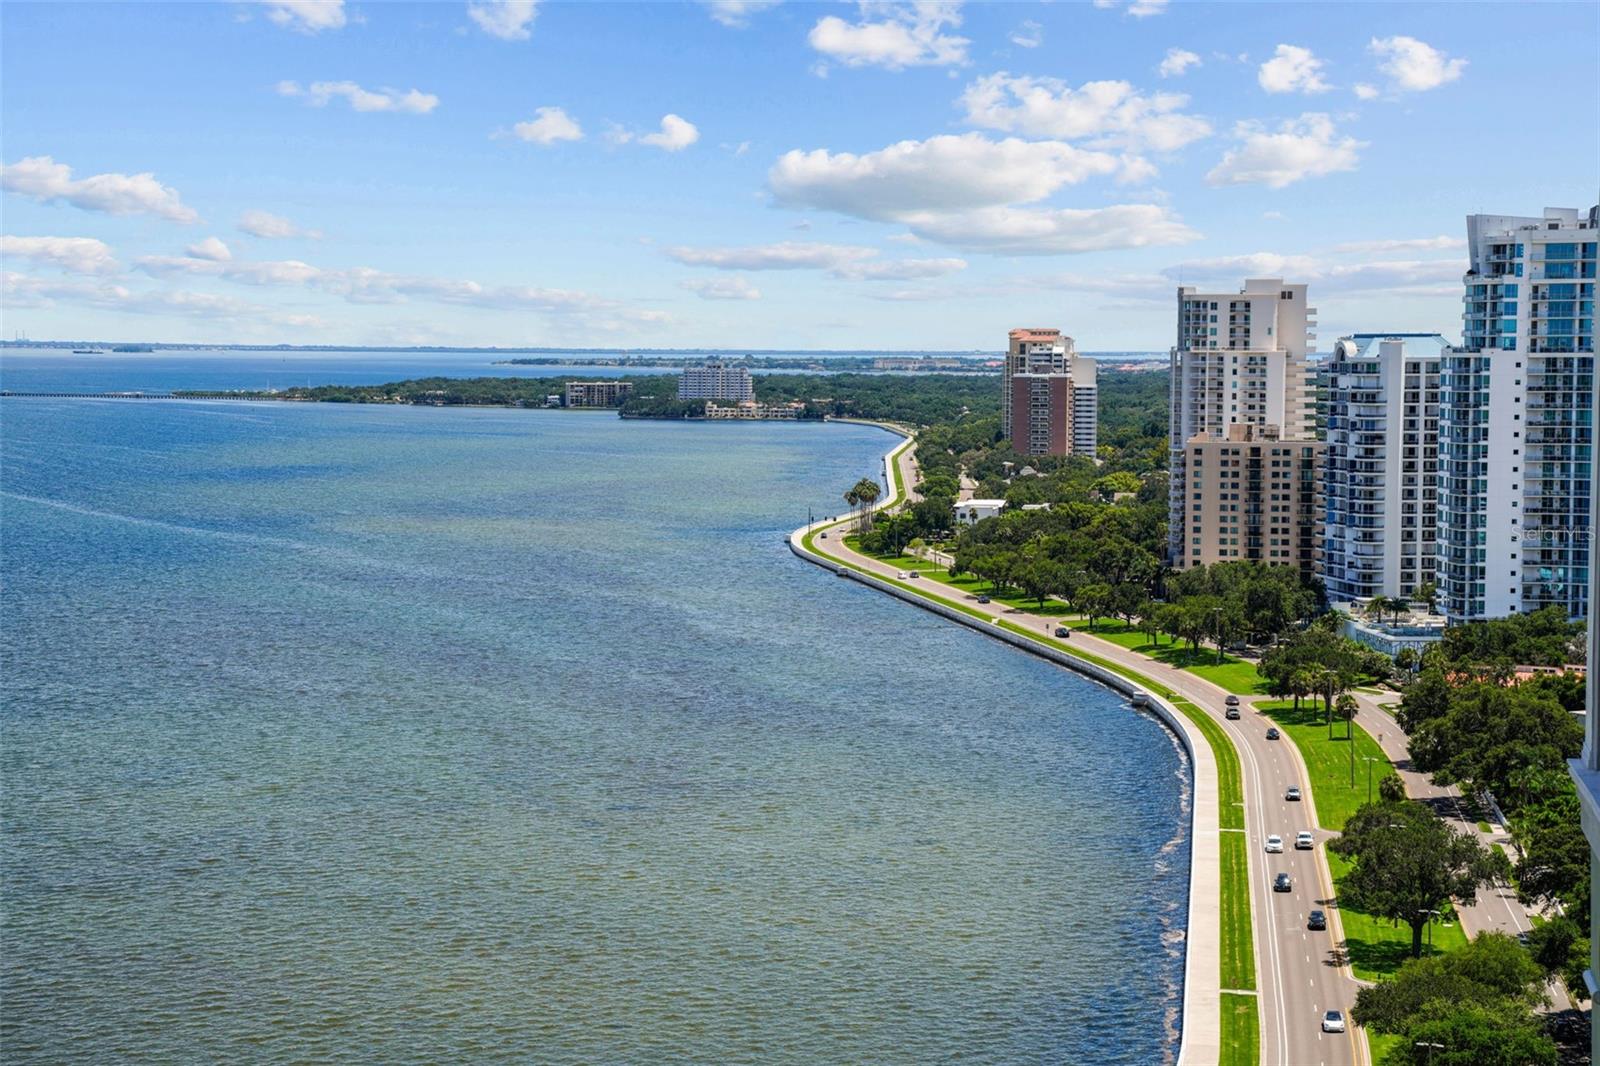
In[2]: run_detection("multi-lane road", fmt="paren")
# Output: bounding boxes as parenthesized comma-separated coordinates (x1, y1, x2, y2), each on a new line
(810, 441, 1366, 1064)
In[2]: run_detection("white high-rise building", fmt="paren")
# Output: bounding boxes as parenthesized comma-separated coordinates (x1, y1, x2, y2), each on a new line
(1001, 328, 1097, 457)
(1168, 278, 1316, 568)
(1437, 205, 1596, 622)
(678, 361, 754, 402)
(1322, 334, 1445, 604)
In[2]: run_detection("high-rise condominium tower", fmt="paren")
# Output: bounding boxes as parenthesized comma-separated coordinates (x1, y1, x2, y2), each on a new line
(1437, 205, 1596, 621)
(1322, 334, 1445, 604)
(1168, 278, 1316, 568)
(1002, 328, 1098, 457)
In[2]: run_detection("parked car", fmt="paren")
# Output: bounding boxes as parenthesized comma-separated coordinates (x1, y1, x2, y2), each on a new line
(1321, 1010, 1346, 1033)
(1285, 786, 1302, 802)
(1225, 707, 1241, 720)
(1273, 872, 1292, 892)
(1264, 834, 1284, 853)
(1265, 727, 1281, 740)
(1307, 909, 1327, 931)
(1224, 695, 1241, 707)
(1054, 626, 1071, 638)
(1295, 831, 1315, 850)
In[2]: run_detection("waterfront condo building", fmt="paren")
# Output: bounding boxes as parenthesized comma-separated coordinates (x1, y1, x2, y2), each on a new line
(1322, 334, 1445, 604)
(564, 380, 633, 408)
(1437, 205, 1597, 621)
(1180, 422, 1323, 579)
(1168, 278, 1316, 568)
(1001, 328, 1098, 457)
(678, 361, 755, 402)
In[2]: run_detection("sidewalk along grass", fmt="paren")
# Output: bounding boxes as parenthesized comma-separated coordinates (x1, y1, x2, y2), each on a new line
(852, 542, 1265, 695)
(1254, 698, 1468, 981)
(802, 527, 1258, 1058)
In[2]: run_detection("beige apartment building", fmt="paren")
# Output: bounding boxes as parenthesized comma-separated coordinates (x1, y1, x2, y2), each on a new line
(1181, 423, 1323, 580)
(1002, 328, 1098, 457)
(564, 380, 633, 407)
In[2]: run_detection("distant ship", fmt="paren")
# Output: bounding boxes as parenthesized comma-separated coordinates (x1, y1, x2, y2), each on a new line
(71, 348, 104, 354)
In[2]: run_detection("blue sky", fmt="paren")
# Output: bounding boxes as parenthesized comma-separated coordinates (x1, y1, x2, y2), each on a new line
(2, 0, 1595, 350)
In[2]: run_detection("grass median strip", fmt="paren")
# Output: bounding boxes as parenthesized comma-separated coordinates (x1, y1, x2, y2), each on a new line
(800, 527, 1258, 1059)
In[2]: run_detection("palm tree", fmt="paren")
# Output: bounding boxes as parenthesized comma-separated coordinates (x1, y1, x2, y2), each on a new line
(849, 477, 881, 531)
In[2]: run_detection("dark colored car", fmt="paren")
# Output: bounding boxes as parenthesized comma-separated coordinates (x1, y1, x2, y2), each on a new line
(1273, 873, 1292, 892)
(1308, 909, 1327, 930)
(1225, 707, 1241, 720)
(1266, 727, 1281, 740)
(1224, 695, 1241, 707)
(1054, 626, 1071, 638)
(977, 595, 991, 604)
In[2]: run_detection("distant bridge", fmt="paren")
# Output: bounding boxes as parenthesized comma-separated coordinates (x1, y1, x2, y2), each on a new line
(0, 391, 282, 401)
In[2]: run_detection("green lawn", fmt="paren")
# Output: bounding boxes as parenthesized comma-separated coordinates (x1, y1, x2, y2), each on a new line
(1058, 619, 1268, 694)
(1327, 851, 1468, 981)
(1255, 700, 1393, 831)
(1220, 831, 1255, 991)
(1220, 992, 1261, 1066)
(1367, 1031, 1400, 1064)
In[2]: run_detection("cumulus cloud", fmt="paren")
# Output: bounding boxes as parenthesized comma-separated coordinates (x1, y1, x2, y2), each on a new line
(467, 0, 539, 40)
(808, 1, 970, 71)
(680, 276, 762, 300)
(238, 209, 323, 240)
(1369, 35, 1466, 92)
(1258, 44, 1331, 94)
(511, 106, 583, 145)
(664, 240, 966, 280)
(1206, 113, 1363, 188)
(639, 114, 700, 152)
(1158, 48, 1201, 78)
(959, 72, 1211, 154)
(1010, 20, 1042, 48)
(703, 0, 781, 27)
(895, 204, 1198, 256)
(0, 235, 119, 275)
(185, 236, 233, 261)
(263, 0, 346, 33)
(1, 156, 199, 223)
(1094, 0, 1167, 16)
(1353, 83, 1380, 101)
(277, 80, 440, 114)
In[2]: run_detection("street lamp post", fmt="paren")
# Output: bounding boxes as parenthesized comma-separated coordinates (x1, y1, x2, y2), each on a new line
(1416, 1040, 1444, 1065)
(1362, 755, 1381, 805)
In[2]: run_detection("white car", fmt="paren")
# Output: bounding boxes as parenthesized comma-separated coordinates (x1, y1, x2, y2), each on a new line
(1295, 831, 1315, 850)
(1321, 1009, 1346, 1033)
(1264, 834, 1284, 853)
(897, 571, 909, 579)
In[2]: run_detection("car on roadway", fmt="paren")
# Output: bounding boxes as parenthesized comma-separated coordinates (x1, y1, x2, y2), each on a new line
(1273, 872, 1292, 892)
(1322, 1009, 1346, 1033)
(819, 532, 828, 539)
(1225, 707, 1241, 720)
(1224, 695, 1241, 707)
(1265, 727, 1281, 740)
(977, 595, 991, 604)
(1264, 834, 1284, 853)
(897, 572, 909, 579)
(1307, 909, 1327, 931)
(1295, 831, 1315, 850)
(1054, 626, 1071, 638)
(1285, 786, 1301, 801)
(907, 572, 920, 579)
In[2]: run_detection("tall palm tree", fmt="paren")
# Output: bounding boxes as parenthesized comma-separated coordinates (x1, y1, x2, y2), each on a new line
(849, 477, 881, 531)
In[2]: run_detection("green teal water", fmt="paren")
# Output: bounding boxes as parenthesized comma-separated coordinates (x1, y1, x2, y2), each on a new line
(1, 398, 1189, 1063)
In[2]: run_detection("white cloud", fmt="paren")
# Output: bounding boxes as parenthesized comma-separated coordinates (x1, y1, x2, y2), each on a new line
(680, 276, 763, 300)
(238, 209, 323, 240)
(704, 0, 781, 27)
(1369, 35, 1466, 92)
(1164, 253, 1465, 296)
(808, 1, 970, 71)
(467, 0, 539, 40)
(639, 114, 700, 152)
(1206, 113, 1363, 188)
(263, 0, 346, 33)
(511, 106, 583, 145)
(1158, 48, 1201, 78)
(770, 133, 1120, 218)
(895, 204, 1198, 256)
(185, 236, 233, 261)
(0, 156, 199, 223)
(1010, 19, 1042, 48)
(664, 240, 966, 280)
(277, 80, 439, 115)
(1331, 235, 1465, 254)
(0, 235, 119, 275)
(1, 270, 323, 327)
(1094, 0, 1167, 16)
(959, 72, 1211, 153)
(1258, 44, 1331, 94)
(1353, 82, 1380, 101)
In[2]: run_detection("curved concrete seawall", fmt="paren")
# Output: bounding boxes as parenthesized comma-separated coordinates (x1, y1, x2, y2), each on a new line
(788, 429, 1221, 1064)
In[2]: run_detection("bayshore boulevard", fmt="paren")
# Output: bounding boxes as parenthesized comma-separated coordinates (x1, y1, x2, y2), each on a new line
(789, 427, 1368, 1066)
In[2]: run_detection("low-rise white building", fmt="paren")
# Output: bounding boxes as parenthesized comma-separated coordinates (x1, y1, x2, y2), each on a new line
(953, 498, 1007, 526)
